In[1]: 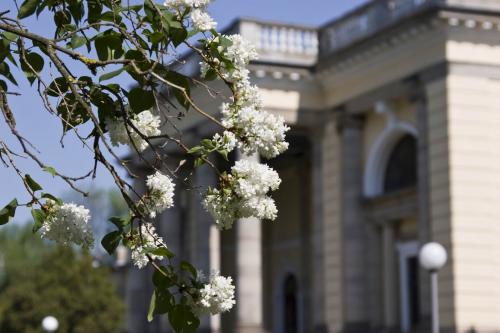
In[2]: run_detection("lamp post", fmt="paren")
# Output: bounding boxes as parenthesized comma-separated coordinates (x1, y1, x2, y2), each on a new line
(42, 316, 59, 333)
(419, 242, 447, 333)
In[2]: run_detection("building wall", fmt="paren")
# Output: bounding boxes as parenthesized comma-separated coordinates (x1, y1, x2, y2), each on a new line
(445, 73, 500, 331)
(426, 76, 456, 329)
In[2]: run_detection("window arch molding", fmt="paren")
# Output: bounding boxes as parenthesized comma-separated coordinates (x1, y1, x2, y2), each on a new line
(363, 103, 417, 198)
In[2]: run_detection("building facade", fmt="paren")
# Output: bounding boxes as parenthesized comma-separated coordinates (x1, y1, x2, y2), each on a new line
(126, 0, 500, 332)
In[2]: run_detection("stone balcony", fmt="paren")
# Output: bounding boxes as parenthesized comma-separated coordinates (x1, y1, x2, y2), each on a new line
(225, 19, 319, 67)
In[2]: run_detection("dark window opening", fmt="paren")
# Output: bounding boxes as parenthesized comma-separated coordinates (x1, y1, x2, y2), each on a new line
(408, 256, 421, 327)
(284, 274, 298, 333)
(383, 134, 417, 193)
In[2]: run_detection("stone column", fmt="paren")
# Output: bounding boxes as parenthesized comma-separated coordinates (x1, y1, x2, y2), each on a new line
(310, 126, 328, 333)
(235, 152, 266, 333)
(193, 165, 221, 333)
(414, 89, 431, 325)
(337, 111, 368, 330)
(382, 224, 397, 329)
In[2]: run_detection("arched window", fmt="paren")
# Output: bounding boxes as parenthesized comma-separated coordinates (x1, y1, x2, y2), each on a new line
(383, 134, 417, 193)
(283, 274, 298, 333)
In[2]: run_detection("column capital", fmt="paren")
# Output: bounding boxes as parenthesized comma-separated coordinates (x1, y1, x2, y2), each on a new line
(335, 108, 365, 133)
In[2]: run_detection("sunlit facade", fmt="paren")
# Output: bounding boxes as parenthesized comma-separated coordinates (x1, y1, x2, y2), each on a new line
(127, 1, 500, 332)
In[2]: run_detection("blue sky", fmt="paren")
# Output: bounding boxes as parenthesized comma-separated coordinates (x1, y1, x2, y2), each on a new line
(0, 0, 368, 222)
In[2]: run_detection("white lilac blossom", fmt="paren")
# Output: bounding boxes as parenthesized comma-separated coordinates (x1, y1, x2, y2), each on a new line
(200, 33, 289, 159)
(130, 223, 166, 269)
(194, 271, 236, 315)
(203, 160, 281, 229)
(203, 187, 239, 230)
(164, 0, 211, 9)
(222, 104, 290, 159)
(224, 35, 258, 68)
(191, 9, 216, 31)
(231, 159, 281, 197)
(211, 130, 237, 153)
(40, 201, 94, 249)
(106, 110, 161, 152)
(145, 171, 176, 218)
(200, 34, 257, 84)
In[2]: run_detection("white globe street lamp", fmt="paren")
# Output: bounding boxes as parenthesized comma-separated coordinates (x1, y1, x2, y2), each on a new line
(419, 242, 447, 333)
(42, 316, 59, 333)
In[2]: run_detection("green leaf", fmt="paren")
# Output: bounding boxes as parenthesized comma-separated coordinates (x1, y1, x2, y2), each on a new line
(108, 216, 131, 230)
(180, 261, 197, 279)
(186, 146, 202, 154)
(148, 288, 174, 322)
(169, 304, 199, 333)
(0, 199, 18, 225)
(0, 39, 11, 64)
(100, 11, 122, 24)
(54, 10, 72, 29)
(99, 67, 125, 82)
(155, 288, 174, 315)
(148, 246, 174, 259)
(24, 174, 42, 192)
(70, 35, 86, 49)
(46, 77, 69, 97)
(147, 290, 157, 322)
(95, 30, 124, 61)
(41, 193, 63, 205)
(124, 50, 151, 71)
(101, 230, 122, 255)
(88, 0, 103, 25)
(42, 166, 57, 177)
(152, 266, 175, 288)
(194, 157, 205, 167)
(18, 0, 39, 19)
(68, 0, 85, 24)
(0, 62, 18, 86)
(31, 209, 46, 232)
(20, 52, 44, 85)
(159, 70, 190, 110)
(2, 32, 18, 42)
(57, 93, 91, 131)
(170, 27, 188, 47)
(128, 87, 155, 113)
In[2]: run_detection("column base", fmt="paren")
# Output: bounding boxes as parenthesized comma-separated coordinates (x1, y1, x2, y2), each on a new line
(236, 325, 269, 333)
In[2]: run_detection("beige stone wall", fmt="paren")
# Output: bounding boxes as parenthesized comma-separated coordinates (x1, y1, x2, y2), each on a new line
(320, 24, 446, 109)
(426, 76, 457, 328)
(444, 73, 500, 331)
(321, 117, 344, 333)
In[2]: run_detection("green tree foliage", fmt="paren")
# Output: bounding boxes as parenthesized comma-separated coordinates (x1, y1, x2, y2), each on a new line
(0, 226, 124, 333)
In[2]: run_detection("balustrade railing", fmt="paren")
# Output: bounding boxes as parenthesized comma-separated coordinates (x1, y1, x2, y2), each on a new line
(232, 20, 319, 66)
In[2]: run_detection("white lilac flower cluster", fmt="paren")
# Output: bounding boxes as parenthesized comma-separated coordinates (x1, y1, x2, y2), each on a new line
(106, 110, 161, 152)
(130, 223, 166, 269)
(164, 0, 210, 8)
(190, 9, 216, 31)
(194, 271, 236, 315)
(200, 34, 289, 159)
(144, 171, 176, 218)
(210, 130, 237, 152)
(40, 201, 94, 249)
(164, 0, 216, 31)
(204, 160, 280, 229)
(221, 104, 289, 159)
